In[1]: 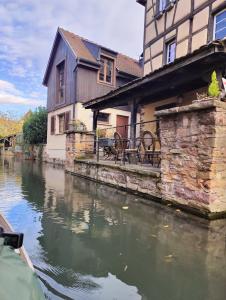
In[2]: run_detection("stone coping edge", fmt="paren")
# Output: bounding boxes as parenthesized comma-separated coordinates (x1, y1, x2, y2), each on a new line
(65, 130, 94, 135)
(155, 99, 226, 117)
(74, 159, 161, 178)
(66, 169, 226, 220)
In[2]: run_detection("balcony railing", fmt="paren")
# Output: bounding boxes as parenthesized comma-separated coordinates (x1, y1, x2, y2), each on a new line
(73, 119, 161, 168)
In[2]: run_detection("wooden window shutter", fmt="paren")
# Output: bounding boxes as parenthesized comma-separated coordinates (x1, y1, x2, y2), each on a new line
(51, 116, 56, 135)
(65, 112, 70, 131)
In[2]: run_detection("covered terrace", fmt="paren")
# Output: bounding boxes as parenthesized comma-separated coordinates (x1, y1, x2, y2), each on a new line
(84, 40, 226, 147)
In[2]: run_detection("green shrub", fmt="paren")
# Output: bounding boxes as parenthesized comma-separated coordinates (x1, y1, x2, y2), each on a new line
(23, 107, 47, 144)
(208, 71, 220, 98)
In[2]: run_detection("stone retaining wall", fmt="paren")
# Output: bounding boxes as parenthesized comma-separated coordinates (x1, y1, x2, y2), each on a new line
(66, 100, 226, 219)
(67, 160, 161, 199)
(157, 99, 226, 217)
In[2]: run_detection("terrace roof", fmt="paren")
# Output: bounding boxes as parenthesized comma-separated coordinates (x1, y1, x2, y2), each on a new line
(83, 40, 226, 111)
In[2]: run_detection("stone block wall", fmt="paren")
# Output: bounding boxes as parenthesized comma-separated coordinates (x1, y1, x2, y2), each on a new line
(68, 160, 161, 199)
(157, 100, 226, 217)
(66, 131, 95, 170)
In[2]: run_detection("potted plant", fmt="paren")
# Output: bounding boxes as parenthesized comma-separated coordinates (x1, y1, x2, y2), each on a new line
(195, 71, 221, 102)
(72, 120, 87, 132)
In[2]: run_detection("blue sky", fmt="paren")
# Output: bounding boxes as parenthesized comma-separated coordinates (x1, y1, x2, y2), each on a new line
(0, 0, 144, 118)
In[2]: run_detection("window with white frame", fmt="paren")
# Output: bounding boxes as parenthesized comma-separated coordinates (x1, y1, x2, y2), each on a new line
(166, 40, 176, 64)
(214, 9, 226, 40)
(158, 0, 175, 12)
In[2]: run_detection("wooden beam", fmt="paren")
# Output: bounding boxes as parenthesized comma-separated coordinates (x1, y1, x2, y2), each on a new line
(130, 100, 138, 148)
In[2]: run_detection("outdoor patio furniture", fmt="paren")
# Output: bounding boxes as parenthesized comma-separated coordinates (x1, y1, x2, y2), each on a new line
(124, 138, 141, 164)
(141, 130, 160, 167)
(113, 132, 126, 163)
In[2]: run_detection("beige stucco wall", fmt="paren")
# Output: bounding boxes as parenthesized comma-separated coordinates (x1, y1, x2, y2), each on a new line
(141, 87, 206, 133)
(47, 103, 137, 162)
(46, 105, 74, 161)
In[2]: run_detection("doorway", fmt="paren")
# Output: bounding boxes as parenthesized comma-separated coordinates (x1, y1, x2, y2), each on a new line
(116, 115, 129, 139)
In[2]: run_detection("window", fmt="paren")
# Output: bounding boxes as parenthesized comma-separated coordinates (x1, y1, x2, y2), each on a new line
(58, 112, 70, 134)
(166, 40, 176, 64)
(98, 56, 114, 84)
(58, 114, 65, 134)
(158, 0, 175, 12)
(50, 116, 56, 135)
(97, 112, 110, 123)
(56, 61, 65, 104)
(214, 9, 226, 40)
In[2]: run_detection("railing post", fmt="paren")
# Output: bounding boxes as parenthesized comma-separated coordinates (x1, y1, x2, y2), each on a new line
(130, 100, 137, 149)
(93, 110, 98, 154)
(96, 134, 99, 162)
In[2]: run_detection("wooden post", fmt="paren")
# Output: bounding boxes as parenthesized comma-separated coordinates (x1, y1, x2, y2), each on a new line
(130, 100, 137, 149)
(93, 110, 99, 155)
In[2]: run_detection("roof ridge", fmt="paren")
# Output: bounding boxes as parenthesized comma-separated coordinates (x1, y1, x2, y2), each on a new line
(59, 27, 140, 63)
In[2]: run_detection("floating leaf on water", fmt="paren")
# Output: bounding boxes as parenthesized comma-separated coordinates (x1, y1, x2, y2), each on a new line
(164, 254, 175, 263)
(164, 254, 173, 259)
(124, 265, 128, 272)
(122, 206, 129, 210)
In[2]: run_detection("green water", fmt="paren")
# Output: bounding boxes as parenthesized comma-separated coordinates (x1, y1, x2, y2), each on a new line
(0, 157, 226, 300)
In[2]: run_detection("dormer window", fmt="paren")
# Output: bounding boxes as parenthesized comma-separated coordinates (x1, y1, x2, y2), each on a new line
(98, 55, 114, 85)
(214, 9, 226, 40)
(56, 60, 65, 104)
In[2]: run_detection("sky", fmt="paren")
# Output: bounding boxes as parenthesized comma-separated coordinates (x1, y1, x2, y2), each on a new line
(0, 0, 144, 118)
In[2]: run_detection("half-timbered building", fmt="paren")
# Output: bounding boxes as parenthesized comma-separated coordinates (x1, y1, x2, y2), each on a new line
(84, 0, 226, 137)
(43, 28, 142, 163)
(64, 0, 226, 217)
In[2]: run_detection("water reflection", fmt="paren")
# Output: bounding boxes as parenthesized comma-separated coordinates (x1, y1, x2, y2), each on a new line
(0, 157, 226, 300)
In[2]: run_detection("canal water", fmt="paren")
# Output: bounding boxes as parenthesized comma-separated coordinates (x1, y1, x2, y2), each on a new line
(0, 158, 226, 300)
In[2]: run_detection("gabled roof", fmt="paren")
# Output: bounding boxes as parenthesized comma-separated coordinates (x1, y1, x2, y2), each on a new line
(43, 28, 142, 86)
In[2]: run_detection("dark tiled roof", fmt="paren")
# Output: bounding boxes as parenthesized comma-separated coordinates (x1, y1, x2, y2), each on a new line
(59, 28, 142, 78)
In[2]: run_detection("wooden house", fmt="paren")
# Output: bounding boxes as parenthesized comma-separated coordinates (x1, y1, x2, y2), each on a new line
(84, 0, 226, 138)
(43, 28, 142, 163)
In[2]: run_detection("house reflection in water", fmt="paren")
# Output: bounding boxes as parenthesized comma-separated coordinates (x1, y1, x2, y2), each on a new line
(17, 161, 226, 300)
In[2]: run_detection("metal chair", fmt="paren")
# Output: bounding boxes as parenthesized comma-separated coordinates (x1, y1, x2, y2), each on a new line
(113, 132, 125, 163)
(141, 130, 156, 165)
(124, 138, 141, 164)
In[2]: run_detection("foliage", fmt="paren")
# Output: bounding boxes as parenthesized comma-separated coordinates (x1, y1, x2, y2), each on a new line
(72, 119, 87, 131)
(0, 112, 23, 139)
(208, 71, 220, 98)
(23, 107, 47, 144)
(96, 128, 107, 138)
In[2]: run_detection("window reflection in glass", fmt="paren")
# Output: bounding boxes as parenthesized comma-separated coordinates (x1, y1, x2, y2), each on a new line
(215, 10, 226, 40)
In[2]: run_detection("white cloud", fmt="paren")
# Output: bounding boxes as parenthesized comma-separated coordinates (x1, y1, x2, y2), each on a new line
(0, 93, 43, 105)
(0, 0, 144, 72)
(0, 79, 44, 106)
(0, 79, 17, 93)
(0, 0, 144, 113)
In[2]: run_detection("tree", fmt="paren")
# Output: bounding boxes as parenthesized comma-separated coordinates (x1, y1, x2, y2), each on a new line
(23, 107, 47, 144)
(0, 112, 23, 138)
